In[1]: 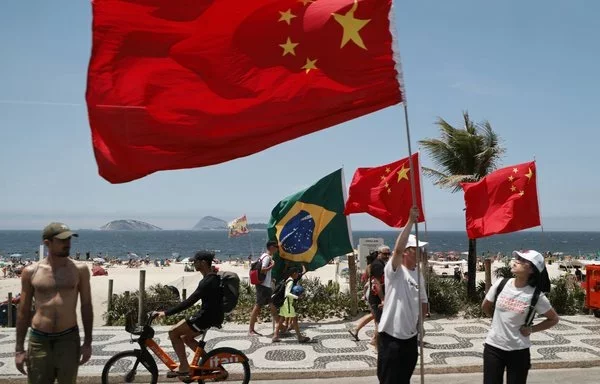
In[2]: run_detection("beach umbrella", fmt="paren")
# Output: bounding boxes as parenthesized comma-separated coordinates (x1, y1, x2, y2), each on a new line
(10, 253, 23, 258)
(93, 257, 106, 263)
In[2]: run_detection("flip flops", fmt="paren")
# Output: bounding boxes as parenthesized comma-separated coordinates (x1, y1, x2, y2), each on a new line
(347, 329, 359, 341)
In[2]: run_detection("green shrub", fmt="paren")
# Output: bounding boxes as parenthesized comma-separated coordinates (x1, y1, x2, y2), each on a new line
(547, 276, 586, 315)
(463, 280, 488, 318)
(105, 277, 369, 326)
(494, 263, 514, 279)
(104, 284, 181, 326)
(426, 276, 465, 316)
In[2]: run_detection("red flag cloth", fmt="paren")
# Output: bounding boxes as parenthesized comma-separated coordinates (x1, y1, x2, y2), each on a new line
(87, 0, 403, 183)
(344, 153, 425, 227)
(461, 161, 540, 239)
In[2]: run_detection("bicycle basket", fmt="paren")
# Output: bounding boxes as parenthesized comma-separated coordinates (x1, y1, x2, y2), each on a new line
(124, 312, 143, 335)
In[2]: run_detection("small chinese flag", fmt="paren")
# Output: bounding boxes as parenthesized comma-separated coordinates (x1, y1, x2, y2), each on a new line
(87, 0, 403, 183)
(461, 161, 540, 239)
(344, 153, 425, 227)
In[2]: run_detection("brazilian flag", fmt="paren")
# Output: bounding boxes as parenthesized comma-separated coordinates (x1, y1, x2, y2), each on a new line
(268, 169, 353, 282)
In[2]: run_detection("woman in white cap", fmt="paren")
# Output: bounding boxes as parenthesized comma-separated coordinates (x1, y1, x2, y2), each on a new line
(481, 250, 559, 384)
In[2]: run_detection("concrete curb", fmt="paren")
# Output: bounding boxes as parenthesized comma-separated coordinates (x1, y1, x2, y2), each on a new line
(2, 359, 599, 383)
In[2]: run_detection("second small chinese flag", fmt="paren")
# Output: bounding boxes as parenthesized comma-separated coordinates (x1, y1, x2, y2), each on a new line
(461, 161, 541, 239)
(344, 153, 425, 228)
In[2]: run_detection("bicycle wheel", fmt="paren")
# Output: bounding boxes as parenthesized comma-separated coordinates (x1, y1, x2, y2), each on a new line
(200, 347, 251, 384)
(102, 350, 158, 384)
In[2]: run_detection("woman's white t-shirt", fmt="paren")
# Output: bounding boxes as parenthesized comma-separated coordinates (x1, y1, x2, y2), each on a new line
(378, 262, 428, 340)
(485, 278, 552, 351)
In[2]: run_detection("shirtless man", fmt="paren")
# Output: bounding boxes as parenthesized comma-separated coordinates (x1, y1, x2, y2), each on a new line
(15, 222, 93, 383)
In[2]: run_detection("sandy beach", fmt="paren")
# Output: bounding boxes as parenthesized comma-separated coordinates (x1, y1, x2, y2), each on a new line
(0, 258, 588, 327)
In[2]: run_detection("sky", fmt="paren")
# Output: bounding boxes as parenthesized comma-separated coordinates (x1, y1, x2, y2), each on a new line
(0, 1, 598, 231)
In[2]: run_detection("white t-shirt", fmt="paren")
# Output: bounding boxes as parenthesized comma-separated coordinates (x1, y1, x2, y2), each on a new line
(259, 252, 273, 288)
(485, 278, 552, 351)
(378, 262, 428, 340)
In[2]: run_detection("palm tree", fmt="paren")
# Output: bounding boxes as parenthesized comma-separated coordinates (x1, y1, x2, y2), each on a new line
(419, 112, 505, 300)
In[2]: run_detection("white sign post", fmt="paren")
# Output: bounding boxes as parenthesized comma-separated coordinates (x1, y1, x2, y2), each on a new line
(39, 245, 45, 261)
(357, 238, 384, 271)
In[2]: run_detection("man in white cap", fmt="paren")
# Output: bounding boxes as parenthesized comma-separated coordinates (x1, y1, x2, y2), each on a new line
(15, 222, 93, 384)
(481, 250, 558, 384)
(377, 207, 428, 384)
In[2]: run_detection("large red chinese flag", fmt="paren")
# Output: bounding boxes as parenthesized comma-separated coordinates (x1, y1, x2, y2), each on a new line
(344, 153, 425, 227)
(86, 0, 403, 183)
(461, 161, 540, 239)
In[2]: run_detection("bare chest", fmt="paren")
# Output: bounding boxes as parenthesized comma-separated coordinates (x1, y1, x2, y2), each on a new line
(31, 264, 79, 294)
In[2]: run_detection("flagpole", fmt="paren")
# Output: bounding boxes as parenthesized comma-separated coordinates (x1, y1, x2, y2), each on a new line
(402, 103, 426, 384)
(532, 156, 550, 258)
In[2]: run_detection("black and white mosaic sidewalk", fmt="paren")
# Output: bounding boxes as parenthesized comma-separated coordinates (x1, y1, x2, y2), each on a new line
(1, 315, 599, 380)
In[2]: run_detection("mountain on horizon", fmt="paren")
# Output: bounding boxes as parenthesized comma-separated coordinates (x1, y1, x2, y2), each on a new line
(100, 219, 162, 231)
(192, 216, 227, 230)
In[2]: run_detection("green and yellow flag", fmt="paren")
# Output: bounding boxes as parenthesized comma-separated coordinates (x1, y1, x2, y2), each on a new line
(268, 169, 353, 282)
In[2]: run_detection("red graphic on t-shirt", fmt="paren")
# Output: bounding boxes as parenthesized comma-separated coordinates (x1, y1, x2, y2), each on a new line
(497, 294, 528, 314)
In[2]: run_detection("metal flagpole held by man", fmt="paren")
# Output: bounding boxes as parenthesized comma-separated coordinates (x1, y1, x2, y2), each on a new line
(403, 103, 426, 384)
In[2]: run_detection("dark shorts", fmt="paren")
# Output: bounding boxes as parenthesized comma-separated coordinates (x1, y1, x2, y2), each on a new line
(27, 326, 80, 384)
(186, 311, 223, 332)
(256, 285, 272, 306)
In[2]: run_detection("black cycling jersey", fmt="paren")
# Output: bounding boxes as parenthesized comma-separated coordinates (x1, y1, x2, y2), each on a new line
(164, 273, 222, 318)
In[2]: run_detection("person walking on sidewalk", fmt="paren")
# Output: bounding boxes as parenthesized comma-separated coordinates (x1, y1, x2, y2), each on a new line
(15, 222, 93, 384)
(377, 207, 428, 384)
(481, 250, 559, 384)
(248, 240, 279, 335)
(272, 267, 310, 343)
(348, 251, 377, 343)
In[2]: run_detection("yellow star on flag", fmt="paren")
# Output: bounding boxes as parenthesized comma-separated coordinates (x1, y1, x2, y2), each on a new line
(519, 190, 525, 196)
(397, 165, 409, 182)
(385, 167, 391, 173)
(302, 58, 318, 73)
(380, 175, 385, 181)
(510, 185, 517, 192)
(278, 9, 296, 25)
(298, 0, 314, 5)
(508, 175, 514, 182)
(387, 188, 392, 194)
(332, 0, 371, 50)
(513, 168, 518, 173)
(279, 37, 298, 56)
(526, 168, 533, 180)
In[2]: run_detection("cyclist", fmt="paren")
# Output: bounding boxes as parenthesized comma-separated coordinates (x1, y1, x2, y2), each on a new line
(154, 250, 223, 378)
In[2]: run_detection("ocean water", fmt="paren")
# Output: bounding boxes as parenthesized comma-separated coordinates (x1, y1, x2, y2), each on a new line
(1, 230, 599, 261)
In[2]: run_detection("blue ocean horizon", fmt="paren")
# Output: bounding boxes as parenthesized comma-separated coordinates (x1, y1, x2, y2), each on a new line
(1, 230, 600, 261)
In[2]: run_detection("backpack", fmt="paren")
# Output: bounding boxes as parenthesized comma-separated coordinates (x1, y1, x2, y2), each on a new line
(218, 271, 240, 313)
(271, 278, 292, 309)
(494, 278, 541, 326)
(249, 255, 267, 285)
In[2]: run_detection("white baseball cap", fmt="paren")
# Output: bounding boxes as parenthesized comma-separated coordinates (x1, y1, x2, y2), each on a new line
(406, 234, 428, 249)
(513, 250, 545, 272)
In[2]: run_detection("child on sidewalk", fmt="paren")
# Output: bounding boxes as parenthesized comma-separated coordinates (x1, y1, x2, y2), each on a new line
(272, 267, 310, 343)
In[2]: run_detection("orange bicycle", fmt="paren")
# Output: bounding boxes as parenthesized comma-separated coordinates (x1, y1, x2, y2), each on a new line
(102, 312, 250, 384)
